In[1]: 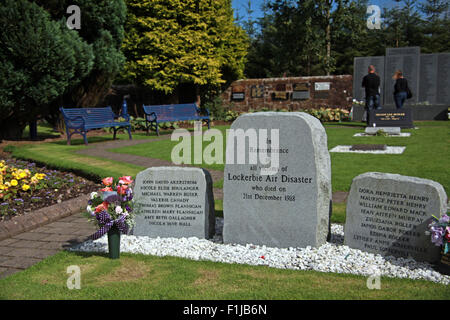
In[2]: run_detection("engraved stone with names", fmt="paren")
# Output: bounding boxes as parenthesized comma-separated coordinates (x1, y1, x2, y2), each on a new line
(344, 172, 447, 262)
(132, 167, 215, 239)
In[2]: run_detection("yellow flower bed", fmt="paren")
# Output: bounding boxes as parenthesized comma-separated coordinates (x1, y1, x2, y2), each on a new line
(0, 160, 46, 200)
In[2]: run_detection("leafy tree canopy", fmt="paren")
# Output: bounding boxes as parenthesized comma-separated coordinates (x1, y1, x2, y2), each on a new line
(0, 0, 94, 139)
(121, 0, 248, 94)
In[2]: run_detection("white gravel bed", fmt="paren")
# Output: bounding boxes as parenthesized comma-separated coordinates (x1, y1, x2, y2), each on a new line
(329, 145, 406, 154)
(353, 133, 411, 137)
(70, 218, 449, 285)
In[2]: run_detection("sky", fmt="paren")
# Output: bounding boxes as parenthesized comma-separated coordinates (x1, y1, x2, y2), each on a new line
(231, 0, 420, 21)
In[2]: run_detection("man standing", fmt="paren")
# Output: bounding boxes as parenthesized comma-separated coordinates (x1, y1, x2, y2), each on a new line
(362, 65, 381, 123)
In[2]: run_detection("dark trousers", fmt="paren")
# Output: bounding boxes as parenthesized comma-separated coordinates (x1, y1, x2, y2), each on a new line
(394, 92, 407, 109)
(365, 94, 381, 124)
(366, 94, 381, 110)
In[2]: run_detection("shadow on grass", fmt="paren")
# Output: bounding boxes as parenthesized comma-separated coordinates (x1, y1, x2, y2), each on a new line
(67, 250, 110, 259)
(51, 135, 120, 146)
(18, 134, 61, 141)
(324, 121, 366, 128)
(50, 130, 174, 146)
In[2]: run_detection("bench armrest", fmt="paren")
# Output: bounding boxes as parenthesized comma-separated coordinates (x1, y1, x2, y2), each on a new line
(63, 115, 85, 128)
(146, 112, 157, 121)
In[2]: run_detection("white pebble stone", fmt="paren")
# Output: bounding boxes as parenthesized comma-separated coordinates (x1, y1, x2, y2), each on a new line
(70, 218, 450, 285)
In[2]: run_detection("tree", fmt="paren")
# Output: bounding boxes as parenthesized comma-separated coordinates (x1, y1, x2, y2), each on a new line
(332, 0, 385, 75)
(419, 0, 450, 52)
(121, 0, 248, 100)
(382, 0, 425, 48)
(0, 0, 94, 140)
(32, 0, 127, 127)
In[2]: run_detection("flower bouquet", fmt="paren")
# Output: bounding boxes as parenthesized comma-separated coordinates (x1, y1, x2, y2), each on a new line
(85, 176, 135, 259)
(427, 213, 450, 275)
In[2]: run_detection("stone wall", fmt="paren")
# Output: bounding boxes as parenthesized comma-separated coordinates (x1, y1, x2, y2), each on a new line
(220, 75, 353, 112)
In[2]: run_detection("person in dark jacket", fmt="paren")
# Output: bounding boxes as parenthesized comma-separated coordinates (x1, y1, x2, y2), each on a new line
(393, 70, 409, 109)
(362, 65, 381, 111)
(361, 65, 381, 124)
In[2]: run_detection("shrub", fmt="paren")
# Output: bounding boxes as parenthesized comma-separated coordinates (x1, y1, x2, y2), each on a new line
(301, 107, 350, 122)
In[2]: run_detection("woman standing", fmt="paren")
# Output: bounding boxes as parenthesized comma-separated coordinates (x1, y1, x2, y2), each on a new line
(393, 70, 410, 109)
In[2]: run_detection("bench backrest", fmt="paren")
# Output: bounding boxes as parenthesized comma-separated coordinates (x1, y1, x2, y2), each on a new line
(143, 103, 201, 120)
(60, 107, 116, 126)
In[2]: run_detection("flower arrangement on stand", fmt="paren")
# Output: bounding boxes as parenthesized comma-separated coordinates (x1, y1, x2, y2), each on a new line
(428, 213, 450, 275)
(85, 176, 135, 259)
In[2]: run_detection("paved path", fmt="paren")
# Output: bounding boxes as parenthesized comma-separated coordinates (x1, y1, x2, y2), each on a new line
(0, 214, 96, 279)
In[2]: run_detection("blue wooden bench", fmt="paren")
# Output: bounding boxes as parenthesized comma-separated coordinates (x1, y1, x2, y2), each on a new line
(142, 103, 211, 135)
(60, 106, 132, 145)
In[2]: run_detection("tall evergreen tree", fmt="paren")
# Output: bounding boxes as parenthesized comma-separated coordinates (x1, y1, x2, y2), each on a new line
(121, 0, 248, 99)
(382, 0, 424, 48)
(32, 0, 127, 128)
(419, 0, 450, 52)
(0, 0, 94, 139)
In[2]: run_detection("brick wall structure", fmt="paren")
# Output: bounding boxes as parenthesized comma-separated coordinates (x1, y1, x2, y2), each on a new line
(220, 75, 353, 112)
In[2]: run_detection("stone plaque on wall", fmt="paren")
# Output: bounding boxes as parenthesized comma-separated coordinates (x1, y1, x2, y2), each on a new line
(293, 83, 309, 91)
(292, 91, 310, 100)
(273, 92, 288, 100)
(231, 92, 245, 101)
(250, 85, 264, 98)
(314, 82, 330, 91)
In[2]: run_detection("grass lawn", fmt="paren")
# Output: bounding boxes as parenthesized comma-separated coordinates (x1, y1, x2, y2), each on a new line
(3, 132, 156, 182)
(0, 251, 448, 300)
(1, 121, 449, 300)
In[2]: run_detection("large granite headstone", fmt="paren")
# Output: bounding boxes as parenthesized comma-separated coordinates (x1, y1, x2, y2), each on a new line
(132, 167, 215, 239)
(353, 56, 385, 103)
(223, 112, 331, 248)
(344, 172, 447, 262)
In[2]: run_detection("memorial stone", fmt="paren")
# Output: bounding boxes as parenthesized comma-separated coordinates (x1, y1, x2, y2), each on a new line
(368, 108, 413, 128)
(344, 172, 447, 262)
(132, 167, 215, 239)
(365, 127, 401, 135)
(419, 54, 438, 104)
(223, 112, 331, 248)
